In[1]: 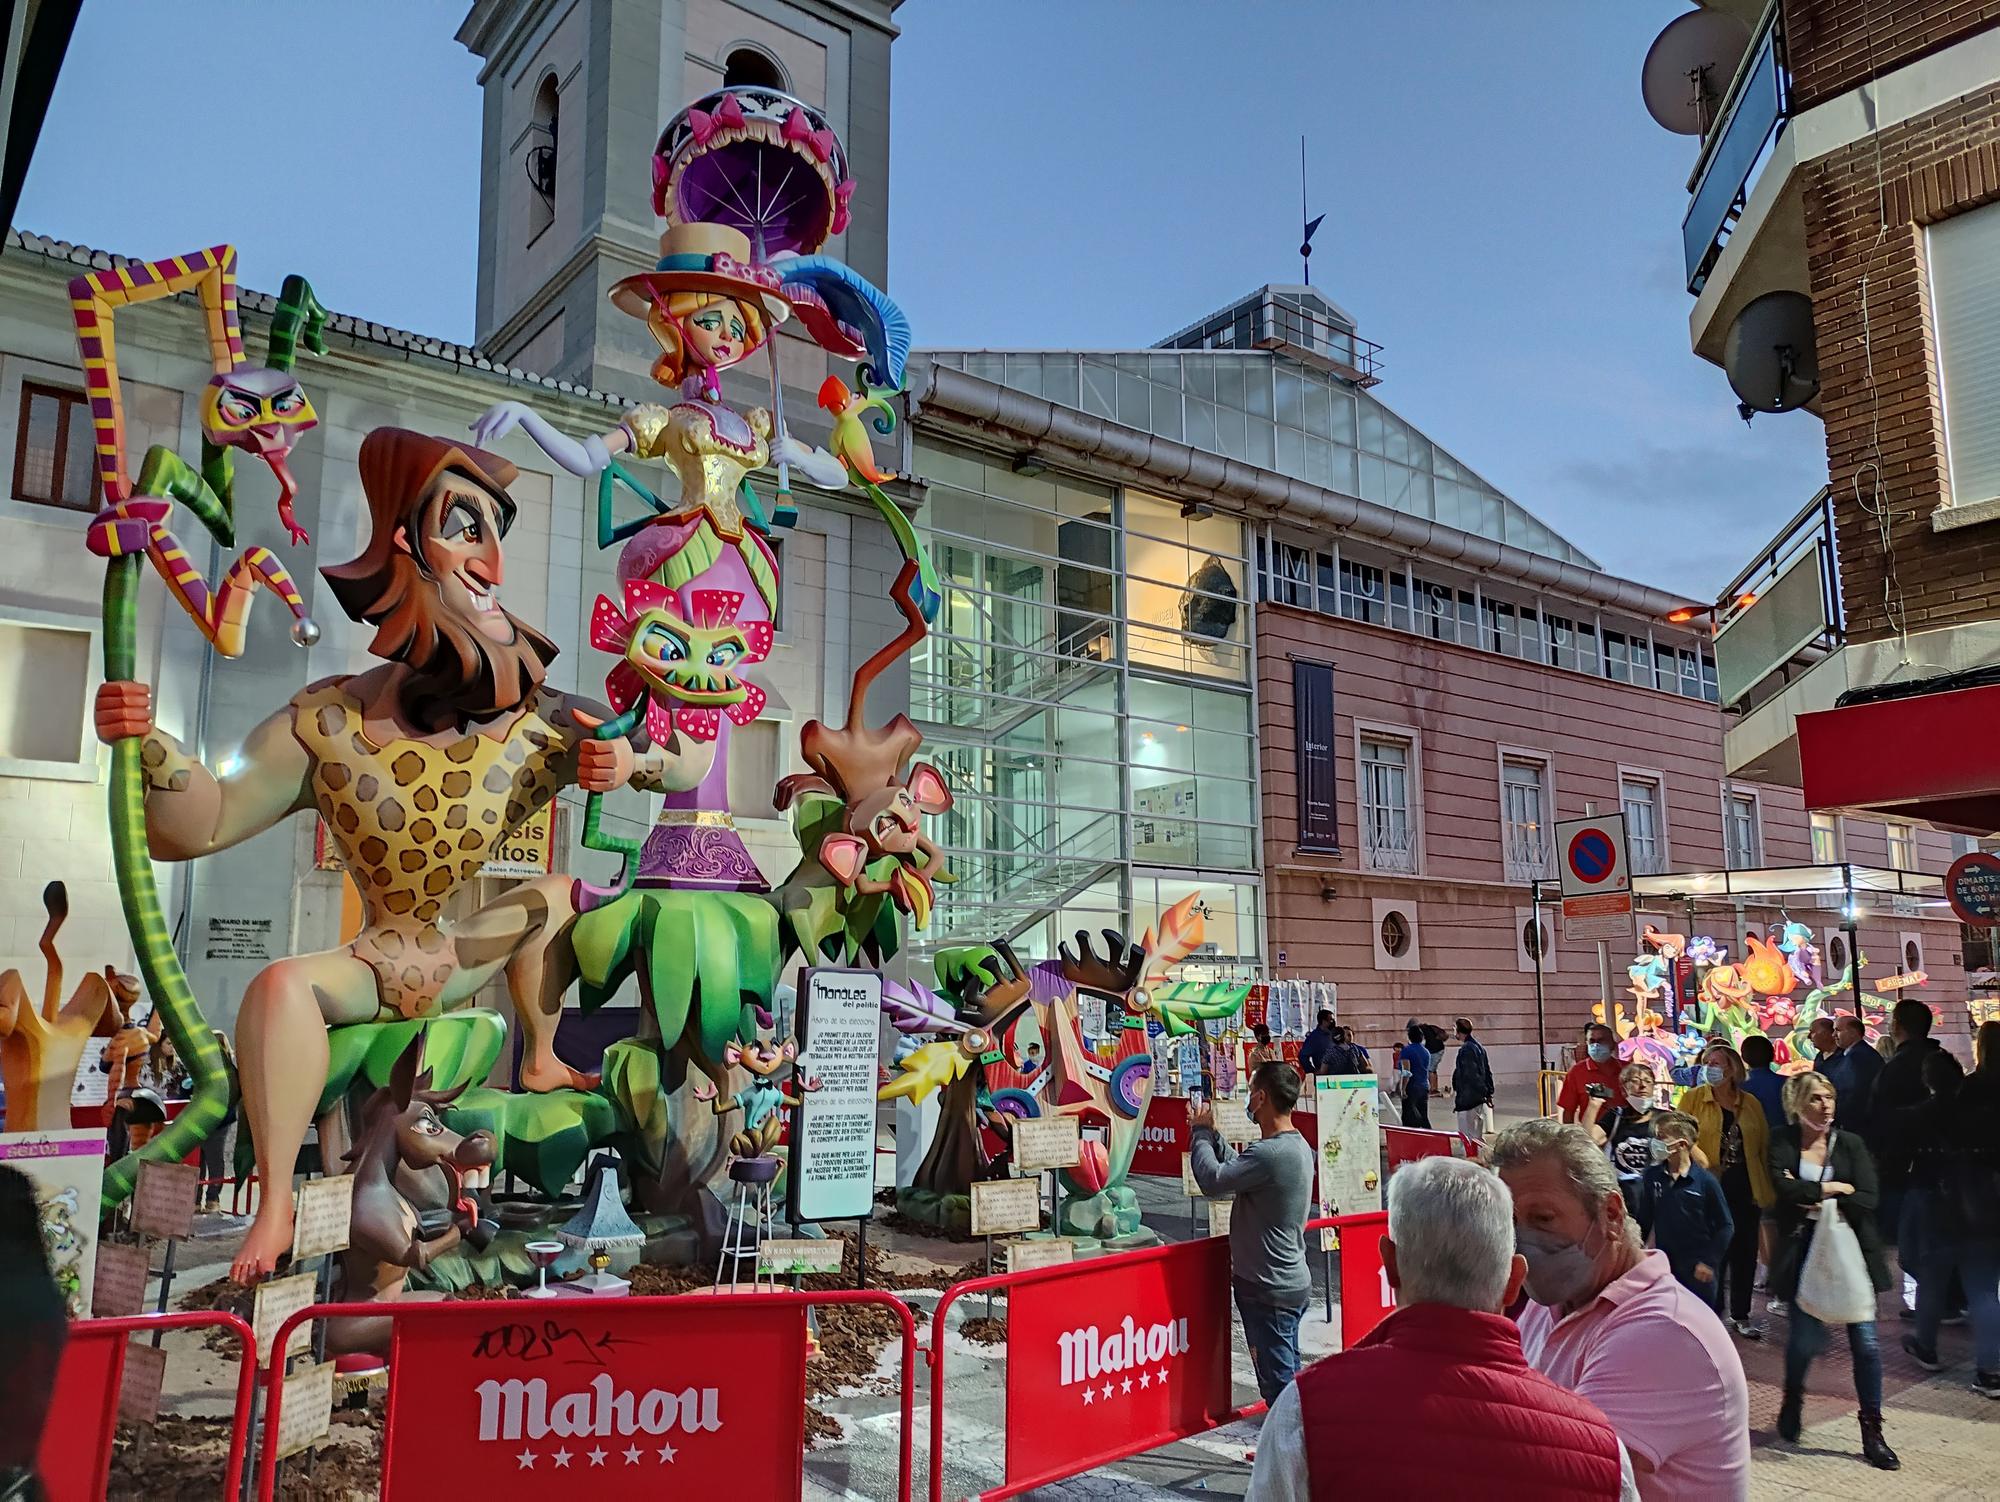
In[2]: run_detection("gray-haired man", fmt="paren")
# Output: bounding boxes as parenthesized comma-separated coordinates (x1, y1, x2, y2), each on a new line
(1250, 1157, 1638, 1499)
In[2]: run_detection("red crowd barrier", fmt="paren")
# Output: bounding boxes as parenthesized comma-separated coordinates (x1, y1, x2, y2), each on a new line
(1304, 1212, 1393, 1348)
(40, 1310, 257, 1502)
(927, 1236, 1264, 1502)
(256, 1289, 917, 1502)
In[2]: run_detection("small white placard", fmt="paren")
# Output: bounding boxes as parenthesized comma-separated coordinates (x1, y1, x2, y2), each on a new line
(91, 1240, 151, 1318)
(252, 1273, 317, 1368)
(1011, 1115, 1082, 1172)
(118, 1340, 168, 1425)
(969, 1177, 1042, 1236)
(291, 1175, 355, 1261)
(1182, 1153, 1230, 1201)
(757, 1238, 845, 1276)
(275, 1361, 335, 1459)
(1219, 1109, 1259, 1147)
(131, 1159, 200, 1241)
(1005, 1237, 1075, 1272)
(1208, 1198, 1233, 1239)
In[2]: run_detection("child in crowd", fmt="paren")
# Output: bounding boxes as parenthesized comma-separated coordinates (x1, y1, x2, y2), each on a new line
(1634, 1109, 1735, 1308)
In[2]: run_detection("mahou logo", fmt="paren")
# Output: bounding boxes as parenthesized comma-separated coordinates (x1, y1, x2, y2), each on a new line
(476, 1373, 723, 1442)
(1138, 1124, 1179, 1146)
(1058, 1314, 1191, 1387)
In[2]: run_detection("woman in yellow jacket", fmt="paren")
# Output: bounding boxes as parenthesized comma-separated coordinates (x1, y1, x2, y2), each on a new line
(1678, 1041, 1777, 1340)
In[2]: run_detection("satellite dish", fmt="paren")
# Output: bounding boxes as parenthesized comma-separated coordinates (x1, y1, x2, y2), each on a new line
(1642, 9, 1752, 135)
(1724, 291, 1820, 414)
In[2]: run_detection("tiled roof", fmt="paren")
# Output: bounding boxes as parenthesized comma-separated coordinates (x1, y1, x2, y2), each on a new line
(6, 229, 633, 409)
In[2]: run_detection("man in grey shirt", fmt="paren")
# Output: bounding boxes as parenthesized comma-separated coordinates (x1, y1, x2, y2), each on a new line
(1190, 1059, 1316, 1402)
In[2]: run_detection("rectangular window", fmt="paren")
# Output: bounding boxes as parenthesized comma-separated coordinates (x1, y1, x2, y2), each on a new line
(1272, 541, 1311, 608)
(1700, 651, 1719, 703)
(1811, 812, 1842, 864)
(1414, 576, 1456, 642)
(1653, 642, 1678, 693)
(1724, 792, 1761, 868)
(12, 382, 98, 511)
(1457, 588, 1479, 645)
(1621, 776, 1665, 875)
(1885, 821, 1916, 871)
(1545, 612, 1578, 671)
(1928, 199, 2000, 511)
(1315, 552, 1338, 615)
(0, 620, 93, 766)
(1501, 757, 1553, 881)
(1678, 647, 1703, 699)
(1484, 597, 1519, 657)
(1387, 569, 1411, 633)
(1603, 630, 1632, 684)
(1338, 558, 1386, 624)
(1576, 620, 1600, 677)
(1359, 735, 1417, 874)
(1516, 603, 1546, 663)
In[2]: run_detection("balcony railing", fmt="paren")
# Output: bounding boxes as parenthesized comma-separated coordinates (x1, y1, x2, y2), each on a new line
(1683, 2, 1789, 294)
(1361, 811, 1417, 874)
(1712, 486, 1842, 712)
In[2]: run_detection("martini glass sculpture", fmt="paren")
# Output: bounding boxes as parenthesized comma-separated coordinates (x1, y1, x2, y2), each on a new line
(524, 1239, 565, 1298)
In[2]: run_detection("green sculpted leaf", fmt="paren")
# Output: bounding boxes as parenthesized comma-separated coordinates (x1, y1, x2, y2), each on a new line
(573, 890, 779, 1054)
(316, 1011, 509, 1117)
(442, 1086, 620, 1196)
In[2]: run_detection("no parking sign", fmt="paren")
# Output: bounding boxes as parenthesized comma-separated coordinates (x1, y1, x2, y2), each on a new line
(1555, 814, 1634, 943)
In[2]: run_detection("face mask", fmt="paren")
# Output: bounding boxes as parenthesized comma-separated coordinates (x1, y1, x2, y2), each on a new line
(1516, 1222, 1606, 1307)
(1626, 1091, 1653, 1112)
(1588, 1043, 1613, 1064)
(1702, 1065, 1726, 1086)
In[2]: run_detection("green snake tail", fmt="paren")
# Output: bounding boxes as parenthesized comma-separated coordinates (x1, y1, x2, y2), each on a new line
(100, 557, 232, 1210)
(572, 702, 646, 913)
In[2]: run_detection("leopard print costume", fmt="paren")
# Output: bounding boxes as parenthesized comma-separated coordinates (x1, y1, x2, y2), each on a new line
(293, 680, 578, 1019)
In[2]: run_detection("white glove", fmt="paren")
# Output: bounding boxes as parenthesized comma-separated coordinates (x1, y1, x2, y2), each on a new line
(774, 433, 847, 489)
(468, 401, 612, 477)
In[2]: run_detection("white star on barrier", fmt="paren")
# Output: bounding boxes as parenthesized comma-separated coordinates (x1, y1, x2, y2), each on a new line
(1156, 1367, 1170, 1384)
(588, 1447, 607, 1466)
(552, 1448, 572, 1468)
(1081, 1387, 1093, 1405)
(658, 1442, 679, 1463)
(516, 1450, 536, 1470)
(624, 1446, 643, 1465)
(1100, 1381, 1114, 1399)
(1139, 1372, 1151, 1389)
(1121, 1378, 1132, 1394)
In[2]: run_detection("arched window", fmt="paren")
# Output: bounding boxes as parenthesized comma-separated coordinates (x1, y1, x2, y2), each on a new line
(722, 46, 786, 92)
(526, 73, 558, 242)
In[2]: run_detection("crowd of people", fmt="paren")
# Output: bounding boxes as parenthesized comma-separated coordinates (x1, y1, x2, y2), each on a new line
(1234, 1006, 2000, 1499)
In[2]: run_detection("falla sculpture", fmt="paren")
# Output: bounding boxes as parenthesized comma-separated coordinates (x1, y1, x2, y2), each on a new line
(62, 85, 1221, 1299)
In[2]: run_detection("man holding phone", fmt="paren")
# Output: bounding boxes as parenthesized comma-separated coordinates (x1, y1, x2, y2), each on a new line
(1190, 1061, 1316, 1403)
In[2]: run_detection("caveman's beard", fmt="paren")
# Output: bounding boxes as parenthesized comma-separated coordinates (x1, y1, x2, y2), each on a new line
(360, 555, 559, 731)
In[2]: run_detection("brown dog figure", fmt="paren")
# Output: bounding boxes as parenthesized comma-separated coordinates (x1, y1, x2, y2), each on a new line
(338, 1038, 497, 1327)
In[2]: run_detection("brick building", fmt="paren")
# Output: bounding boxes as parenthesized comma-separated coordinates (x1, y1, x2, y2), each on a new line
(910, 281, 1967, 1081)
(1657, 0, 2000, 1023)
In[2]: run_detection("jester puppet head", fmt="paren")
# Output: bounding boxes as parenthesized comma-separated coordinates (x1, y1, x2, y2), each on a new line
(590, 580, 772, 744)
(202, 276, 327, 544)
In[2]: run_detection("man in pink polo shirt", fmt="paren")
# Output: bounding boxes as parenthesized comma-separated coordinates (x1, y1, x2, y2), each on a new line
(1489, 1119, 1749, 1500)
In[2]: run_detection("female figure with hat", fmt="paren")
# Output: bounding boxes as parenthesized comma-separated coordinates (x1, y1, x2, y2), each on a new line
(471, 222, 844, 626)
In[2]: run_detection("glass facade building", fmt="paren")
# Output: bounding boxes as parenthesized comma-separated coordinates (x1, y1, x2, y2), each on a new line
(909, 437, 1262, 970)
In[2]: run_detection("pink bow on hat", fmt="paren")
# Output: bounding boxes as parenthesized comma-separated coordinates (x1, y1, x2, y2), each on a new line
(687, 91, 748, 146)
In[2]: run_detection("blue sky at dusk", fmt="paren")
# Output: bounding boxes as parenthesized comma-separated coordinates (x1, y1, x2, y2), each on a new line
(14, 0, 1824, 594)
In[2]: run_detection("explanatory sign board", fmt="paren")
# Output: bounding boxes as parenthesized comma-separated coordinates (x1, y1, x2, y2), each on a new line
(788, 967, 882, 1224)
(1555, 813, 1634, 944)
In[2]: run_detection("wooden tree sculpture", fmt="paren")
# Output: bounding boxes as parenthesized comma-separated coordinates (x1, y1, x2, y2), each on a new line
(0, 883, 120, 1131)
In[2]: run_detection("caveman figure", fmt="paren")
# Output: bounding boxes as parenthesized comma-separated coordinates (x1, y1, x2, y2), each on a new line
(94, 430, 709, 1281)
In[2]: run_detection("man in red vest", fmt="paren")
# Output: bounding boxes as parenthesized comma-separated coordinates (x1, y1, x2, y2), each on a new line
(1249, 1156, 1637, 1500)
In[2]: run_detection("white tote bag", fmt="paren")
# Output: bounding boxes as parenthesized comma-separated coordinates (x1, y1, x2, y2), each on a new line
(1795, 1200, 1876, 1325)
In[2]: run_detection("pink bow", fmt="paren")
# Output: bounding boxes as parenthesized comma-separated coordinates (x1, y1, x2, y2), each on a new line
(831, 177, 855, 236)
(687, 92, 747, 146)
(781, 107, 836, 163)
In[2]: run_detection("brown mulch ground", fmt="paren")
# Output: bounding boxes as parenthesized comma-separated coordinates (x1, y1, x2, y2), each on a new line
(958, 1316, 1006, 1346)
(107, 1414, 380, 1501)
(804, 1405, 843, 1447)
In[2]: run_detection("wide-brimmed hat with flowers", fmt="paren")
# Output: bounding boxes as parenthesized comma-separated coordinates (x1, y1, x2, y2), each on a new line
(609, 222, 791, 325)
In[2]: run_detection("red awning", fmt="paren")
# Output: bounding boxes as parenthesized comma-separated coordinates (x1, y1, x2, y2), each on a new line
(1797, 683, 2000, 835)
